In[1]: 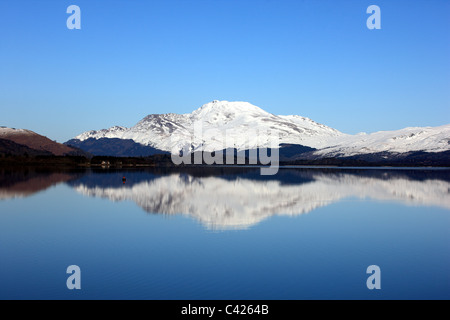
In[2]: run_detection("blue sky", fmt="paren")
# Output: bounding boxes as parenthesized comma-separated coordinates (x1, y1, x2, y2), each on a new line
(1, 0, 449, 142)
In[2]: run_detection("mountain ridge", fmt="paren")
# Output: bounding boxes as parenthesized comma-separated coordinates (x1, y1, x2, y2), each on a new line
(68, 100, 450, 160)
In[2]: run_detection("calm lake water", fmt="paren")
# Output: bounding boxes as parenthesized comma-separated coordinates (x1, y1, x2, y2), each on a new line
(0, 166, 449, 299)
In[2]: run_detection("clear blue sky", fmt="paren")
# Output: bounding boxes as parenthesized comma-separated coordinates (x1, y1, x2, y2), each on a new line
(1, 0, 449, 142)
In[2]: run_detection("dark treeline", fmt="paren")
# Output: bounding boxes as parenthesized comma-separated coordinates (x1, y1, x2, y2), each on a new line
(1, 150, 449, 168)
(0, 154, 88, 166)
(0, 154, 174, 167)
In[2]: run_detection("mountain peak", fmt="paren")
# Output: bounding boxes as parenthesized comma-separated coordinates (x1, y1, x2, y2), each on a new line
(71, 101, 346, 151)
(192, 100, 270, 118)
(0, 127, 33, 136)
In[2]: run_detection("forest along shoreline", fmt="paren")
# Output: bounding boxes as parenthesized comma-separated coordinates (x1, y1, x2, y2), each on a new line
(1, 152, 450, 168)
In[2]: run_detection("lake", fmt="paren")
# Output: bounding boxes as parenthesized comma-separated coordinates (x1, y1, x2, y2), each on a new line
(0, 166, 449, 299)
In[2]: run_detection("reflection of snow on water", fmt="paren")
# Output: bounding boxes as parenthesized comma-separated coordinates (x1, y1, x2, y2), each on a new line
(73, 172, 450, 230)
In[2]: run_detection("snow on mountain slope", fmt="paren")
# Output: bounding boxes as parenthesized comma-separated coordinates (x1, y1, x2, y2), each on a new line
(75, 126, 128, 140)
(0, 127, 35, 137)
(72, 100, 449, 156)
(73, 100, 344, 152)
(313, 124, 450, 157)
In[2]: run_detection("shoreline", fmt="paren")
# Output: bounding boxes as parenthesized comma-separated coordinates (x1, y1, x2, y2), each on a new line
(1, 154, 449, 169)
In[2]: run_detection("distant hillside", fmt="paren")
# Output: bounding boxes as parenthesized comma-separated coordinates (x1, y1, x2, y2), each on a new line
(0, 138, 53, 156)
(0, 127, 89, 157)
(65, 137, 168, 157)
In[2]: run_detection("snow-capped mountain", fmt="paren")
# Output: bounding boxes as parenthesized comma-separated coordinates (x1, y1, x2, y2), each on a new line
(68, 100, 450, 159)
(71, 100, 344, 153)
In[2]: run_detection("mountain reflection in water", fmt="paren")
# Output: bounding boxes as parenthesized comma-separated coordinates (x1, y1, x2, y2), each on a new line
(2, 167, 448, 230)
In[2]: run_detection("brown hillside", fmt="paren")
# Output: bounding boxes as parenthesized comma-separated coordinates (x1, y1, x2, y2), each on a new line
(0, 127, 77, 156)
